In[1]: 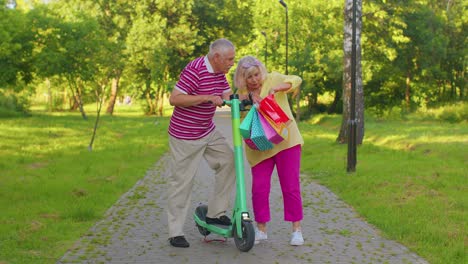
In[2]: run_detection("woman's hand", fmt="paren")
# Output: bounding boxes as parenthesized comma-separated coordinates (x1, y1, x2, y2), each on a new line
(249, 92, 262, 104)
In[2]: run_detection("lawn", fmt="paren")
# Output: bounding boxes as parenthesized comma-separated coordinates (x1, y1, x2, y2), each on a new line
(0, 104, 170, 263)
(0, 103, 466, 264)
(299, 114, 467, 264)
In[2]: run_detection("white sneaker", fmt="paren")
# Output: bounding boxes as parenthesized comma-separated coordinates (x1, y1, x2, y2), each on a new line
(255, 229, 268, 244)
(290, 230, 304, 246)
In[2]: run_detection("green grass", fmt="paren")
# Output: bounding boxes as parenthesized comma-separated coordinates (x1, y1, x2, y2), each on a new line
(299, 114, 467, 264)
(0, 102, 466, 264)
(0, 104, 169, 264)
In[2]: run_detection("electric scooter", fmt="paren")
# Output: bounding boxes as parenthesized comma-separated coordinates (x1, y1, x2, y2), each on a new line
(193, 93, 255, 252)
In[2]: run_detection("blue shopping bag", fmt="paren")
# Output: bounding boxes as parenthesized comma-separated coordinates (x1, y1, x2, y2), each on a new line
(240, 106, 256, 139)
(250, 107, 273, 151)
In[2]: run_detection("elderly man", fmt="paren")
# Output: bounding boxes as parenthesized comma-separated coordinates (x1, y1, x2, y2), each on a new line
(166, 38, 236, 248)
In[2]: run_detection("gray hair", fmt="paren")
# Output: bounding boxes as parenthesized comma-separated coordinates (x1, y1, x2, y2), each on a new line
(208, 38, 235, 57)
(234, 56, 268, 90)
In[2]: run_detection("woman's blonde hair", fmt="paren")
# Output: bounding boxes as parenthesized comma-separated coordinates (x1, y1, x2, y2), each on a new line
(234, 56, 268, 91)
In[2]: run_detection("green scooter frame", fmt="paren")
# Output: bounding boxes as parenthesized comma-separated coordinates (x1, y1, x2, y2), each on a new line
(193, 94, 255, 252)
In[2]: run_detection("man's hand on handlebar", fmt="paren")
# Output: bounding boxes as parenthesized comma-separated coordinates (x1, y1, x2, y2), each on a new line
(206, 95, 224, 107)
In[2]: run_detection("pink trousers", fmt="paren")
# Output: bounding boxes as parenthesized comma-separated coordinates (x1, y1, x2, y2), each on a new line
(251, 145, 303, 223)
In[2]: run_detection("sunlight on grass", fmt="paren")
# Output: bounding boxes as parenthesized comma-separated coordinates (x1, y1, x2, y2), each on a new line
(1, 103, 466, 264)
(303, 133, 337, 141)
(300, 113, 467, 264)
(0, 104, 170, 263)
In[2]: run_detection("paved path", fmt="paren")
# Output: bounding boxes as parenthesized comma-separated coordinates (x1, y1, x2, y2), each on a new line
(58, 108, 429, 264)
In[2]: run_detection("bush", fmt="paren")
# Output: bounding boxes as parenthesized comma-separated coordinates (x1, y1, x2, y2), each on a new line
(0, 90, 31, 117)
(413, 102, 468, 123)
(437, 103, 468, 123)
(364, 102, 467, 123)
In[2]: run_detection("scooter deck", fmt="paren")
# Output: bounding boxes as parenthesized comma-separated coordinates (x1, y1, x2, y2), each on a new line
(203, 223, 232, 229)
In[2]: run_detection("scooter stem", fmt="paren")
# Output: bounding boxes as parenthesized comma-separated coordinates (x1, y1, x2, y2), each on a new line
(225, 94, 251, 236)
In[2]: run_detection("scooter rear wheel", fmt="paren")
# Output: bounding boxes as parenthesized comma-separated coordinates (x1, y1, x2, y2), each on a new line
(195, 204, 211, 236)
(233, 220, 255, 252)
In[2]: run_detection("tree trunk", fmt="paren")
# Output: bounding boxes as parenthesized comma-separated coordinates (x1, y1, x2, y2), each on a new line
(46, 78, 52, 111)
(68, 77, 87, 120)
(460, 61, 465, 99)
(295, 86, 301, 122)
(157, 87, 165, 116)
(337, 0, 364, 144)
(405, 71, 411, 110)
(144, 79, 155, 115)
(63, 85, 68, 110)
(328, 90, 341, 114)
(89, 84, 106, 151)
(306, 94, 313, 113)
(106, 76, 120, 115)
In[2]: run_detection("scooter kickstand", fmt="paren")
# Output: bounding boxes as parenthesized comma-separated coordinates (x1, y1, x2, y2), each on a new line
(203, 236, 228, 243)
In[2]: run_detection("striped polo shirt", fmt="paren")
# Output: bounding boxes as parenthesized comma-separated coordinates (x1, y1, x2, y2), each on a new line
(168, 56, 231, 140)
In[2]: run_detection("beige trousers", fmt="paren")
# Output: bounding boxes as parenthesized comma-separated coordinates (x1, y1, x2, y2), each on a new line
(167, 130, 236, 238)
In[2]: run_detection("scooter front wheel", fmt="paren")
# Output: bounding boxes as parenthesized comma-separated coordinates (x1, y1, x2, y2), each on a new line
(233, 220, 255, 252)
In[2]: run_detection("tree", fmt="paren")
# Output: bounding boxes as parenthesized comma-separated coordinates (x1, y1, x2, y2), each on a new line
(48, 0, 134, 115)
(0, 1, 35, 115)
(289, 0, 343, 116)
(31, 5, 109, 119)
(337, 0, 364, 144)
(190, 0, 254, 56)
(0, 3, 34, 87)
(124, 0, 198, 115)
(361, 0, 460, 112)
(93, 0, 134, 115)
(397, 4, 448, 110)
(359, 1, 410, 114)
(439, 0, 465, 101)
(4, 0, 465, 119)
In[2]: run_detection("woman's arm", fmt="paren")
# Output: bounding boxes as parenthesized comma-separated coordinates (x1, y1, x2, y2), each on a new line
(269, 73, 302, 95)
(270, 82, 292, 94)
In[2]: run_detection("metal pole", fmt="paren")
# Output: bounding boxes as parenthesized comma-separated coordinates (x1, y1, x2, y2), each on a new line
(347, 0, 357, 172)
(261, 31, 267, 69)
(279, 0, 288, 74)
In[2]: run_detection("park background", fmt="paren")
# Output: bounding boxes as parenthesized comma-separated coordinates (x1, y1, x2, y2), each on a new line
(0, 0, 466, 263)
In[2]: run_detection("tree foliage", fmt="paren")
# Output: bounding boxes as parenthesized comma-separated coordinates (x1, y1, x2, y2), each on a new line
(0, 2, 34, 87)
(29, 3, 110, 118)
(1, 0, 466, 117)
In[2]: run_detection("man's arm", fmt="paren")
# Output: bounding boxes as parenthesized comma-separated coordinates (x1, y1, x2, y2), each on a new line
(169, 88, 224, 107)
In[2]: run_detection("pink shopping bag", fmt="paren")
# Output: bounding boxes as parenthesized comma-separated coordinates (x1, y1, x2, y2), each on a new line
(244, 138, 258, 150)
(258, 110, 286, 144)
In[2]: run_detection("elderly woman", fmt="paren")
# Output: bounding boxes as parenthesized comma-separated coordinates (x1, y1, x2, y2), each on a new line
(234, 55, 304, 246)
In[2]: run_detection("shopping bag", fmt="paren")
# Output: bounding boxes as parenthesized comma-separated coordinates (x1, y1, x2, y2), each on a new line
(266, 114, 289, 141)
(258, 110, 286, 144)
(240, 107, 259, 150)
(244, 138, 258, 150)
(258, 94, 291, 125)
(250, 107, 273, 151)
(240, 106, 256, 139)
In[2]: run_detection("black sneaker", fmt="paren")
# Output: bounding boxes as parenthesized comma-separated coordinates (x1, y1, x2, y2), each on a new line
(169, 236, 190, 248)
(206, 215, 232, 226)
